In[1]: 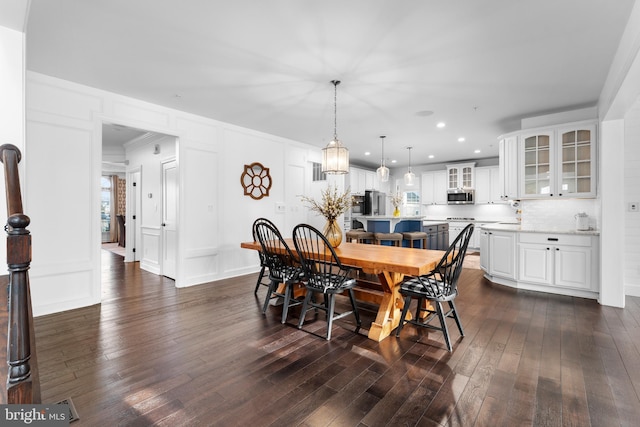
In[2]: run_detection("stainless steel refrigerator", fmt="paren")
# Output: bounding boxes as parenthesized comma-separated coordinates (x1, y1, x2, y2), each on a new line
(364, 190, 386, 216)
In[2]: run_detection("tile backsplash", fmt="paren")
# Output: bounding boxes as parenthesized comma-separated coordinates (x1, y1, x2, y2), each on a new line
(423, 198, 600, 231)
(520, 198, 599, 230)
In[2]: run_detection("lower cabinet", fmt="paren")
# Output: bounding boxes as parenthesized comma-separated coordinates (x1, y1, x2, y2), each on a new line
(479, 229, 516, 279)
(518, 233, 595, 292)
(480, 227, 599, 299)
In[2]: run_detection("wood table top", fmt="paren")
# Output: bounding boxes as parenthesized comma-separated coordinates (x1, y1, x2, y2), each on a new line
(241, 240, 445, 276)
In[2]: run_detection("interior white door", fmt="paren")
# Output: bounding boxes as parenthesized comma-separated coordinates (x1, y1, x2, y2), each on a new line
(162, 160, 177, 279)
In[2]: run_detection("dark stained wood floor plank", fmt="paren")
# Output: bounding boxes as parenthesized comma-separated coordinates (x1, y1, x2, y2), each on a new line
(31, 252, 640, 426)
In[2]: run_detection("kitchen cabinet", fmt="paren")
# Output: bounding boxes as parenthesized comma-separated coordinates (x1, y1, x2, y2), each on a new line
(518, 121, 596, 199)
(499, 136, 519, 200)
(518, 233, 596, 292)
(480, 225, 599, 299)
(421, 170, 447, 205)
(446, 162, 475, 190)
(481, 230, 516, 279)
(475, 166, 504, 204)
(349, 167, 382, 194)
(423, 223, 449, 250)
(448, 222, 470, 247)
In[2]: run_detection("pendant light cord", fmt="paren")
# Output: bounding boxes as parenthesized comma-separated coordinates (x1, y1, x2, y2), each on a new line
(331, 80, 340, 141)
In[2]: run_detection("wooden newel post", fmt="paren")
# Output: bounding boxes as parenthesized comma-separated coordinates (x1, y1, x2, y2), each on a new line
(0, 144, 40, 404)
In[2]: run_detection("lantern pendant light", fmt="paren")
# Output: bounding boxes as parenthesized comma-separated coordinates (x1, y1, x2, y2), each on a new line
(376, 135, 389, 182)
(321, 80, 349, 174)
(404, 146, 416, 186)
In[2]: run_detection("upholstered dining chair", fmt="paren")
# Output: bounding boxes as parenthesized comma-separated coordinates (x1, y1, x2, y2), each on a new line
(254, 220, 305, 324)
(395, 223, 474, 351)
(292, 223, 361, 340)
(252, 217, 277, 294)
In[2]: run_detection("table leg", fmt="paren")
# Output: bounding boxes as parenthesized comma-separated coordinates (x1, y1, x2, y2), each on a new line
(367, 270, 407, 341)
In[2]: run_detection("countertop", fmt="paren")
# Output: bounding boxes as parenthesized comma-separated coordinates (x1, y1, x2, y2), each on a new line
(479, 222, 600, 236)
(356, 215, 425, 220)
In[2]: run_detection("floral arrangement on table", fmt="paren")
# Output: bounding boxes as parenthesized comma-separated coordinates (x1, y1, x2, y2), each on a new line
(300, 184, 353, 246)
(301, 184, 353, 221)
(390, 191, 403, 217)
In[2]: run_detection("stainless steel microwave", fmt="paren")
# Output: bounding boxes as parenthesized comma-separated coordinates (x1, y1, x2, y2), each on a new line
(447, 189, 474, 204)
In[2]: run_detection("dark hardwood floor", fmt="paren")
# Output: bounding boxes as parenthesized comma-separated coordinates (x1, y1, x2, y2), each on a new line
(34, 250, 640, 426)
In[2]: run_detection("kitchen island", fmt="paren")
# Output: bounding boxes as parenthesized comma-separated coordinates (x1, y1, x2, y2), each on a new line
(355, 215, 424, 233)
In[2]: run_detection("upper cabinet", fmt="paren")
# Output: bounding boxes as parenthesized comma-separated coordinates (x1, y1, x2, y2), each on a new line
(446, 162, 475, 190)
(499, 136, 519, 200)
(475, 166, 505, 204)
(499, 120, 597, 200)
(421, 170, 448, 205)
(349, 166, 389, 194)
(556, 125, 596, 197)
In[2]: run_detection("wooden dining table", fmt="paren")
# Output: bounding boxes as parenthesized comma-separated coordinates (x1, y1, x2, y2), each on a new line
(241, 239, 445, 341)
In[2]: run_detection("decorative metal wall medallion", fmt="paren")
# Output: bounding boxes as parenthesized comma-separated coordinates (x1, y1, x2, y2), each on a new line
(241, 162, 272, 200)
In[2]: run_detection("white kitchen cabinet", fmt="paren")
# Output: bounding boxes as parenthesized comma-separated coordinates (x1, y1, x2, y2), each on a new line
(475, 166, 504, 204)
(487, 230, 516, 279)
(518, 121, 596, 199)
(446, 162, 475, 190)
(479, 229, 489, 271)
(448, 222, 470, 247)
(499, 136, 519, 200)
(349, 167, 380, 193)
(555, 124, 596, 197)
(421, 170, 447, 205)
(518, 233, 596, 292)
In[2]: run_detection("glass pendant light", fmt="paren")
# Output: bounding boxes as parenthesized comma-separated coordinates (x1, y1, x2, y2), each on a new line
(376, 135, 389, 182)
(321, 80, 349, 174)
(404, 146, 416, 186)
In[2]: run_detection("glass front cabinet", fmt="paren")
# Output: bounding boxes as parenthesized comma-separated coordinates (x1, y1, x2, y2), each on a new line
(517, 121, 596, 199)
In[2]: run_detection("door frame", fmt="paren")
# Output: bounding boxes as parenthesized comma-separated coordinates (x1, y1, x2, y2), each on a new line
(161, 158, 178, 279)
(126, 167, 142, 262)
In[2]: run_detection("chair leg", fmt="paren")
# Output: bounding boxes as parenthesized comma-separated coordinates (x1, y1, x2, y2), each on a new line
(326, 294, 336, 340)
(298, 291, 313, 329)
(254, 265, 266, 294)
(396, 295, 412, 337)
(347, 289, 361, 329)
(435, 302, 453, 352)
(262, 279, 278, 314)
(281, 281, 292, 324)
(449, 300, 464, 336)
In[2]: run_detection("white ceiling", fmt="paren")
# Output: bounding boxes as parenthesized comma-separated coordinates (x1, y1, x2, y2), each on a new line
(25, 0, 636, 168)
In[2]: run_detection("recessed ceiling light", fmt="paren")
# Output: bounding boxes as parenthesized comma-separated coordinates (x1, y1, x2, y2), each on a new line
(364, 152, 371, 156)
(428, 155, 434, 159)
(474, 149, 481, 153)
(437, 122, 446, 128)
(391, 159, 397, 163)
(458, 137, 465, 142)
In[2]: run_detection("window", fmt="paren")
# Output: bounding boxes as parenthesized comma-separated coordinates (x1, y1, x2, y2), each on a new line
(312, 162, 326, 182)
(101, 176, 111, 240)
(404, 191, 420, 205)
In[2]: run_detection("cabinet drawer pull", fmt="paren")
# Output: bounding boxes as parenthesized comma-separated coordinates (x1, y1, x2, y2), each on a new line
(547, 238, 559, 241)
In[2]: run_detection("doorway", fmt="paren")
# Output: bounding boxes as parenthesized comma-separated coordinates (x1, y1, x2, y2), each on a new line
(101, 122, 179, 281)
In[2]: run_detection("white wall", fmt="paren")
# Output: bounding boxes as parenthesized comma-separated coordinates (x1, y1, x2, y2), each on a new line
(25, 71, 321, 315)
(599, 0, 640, 306)
(624, 97, 640, 296)
(0, 25, 25, 264)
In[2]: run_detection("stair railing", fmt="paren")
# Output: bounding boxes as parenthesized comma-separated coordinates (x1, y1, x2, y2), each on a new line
(0, 143, 40, 404)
